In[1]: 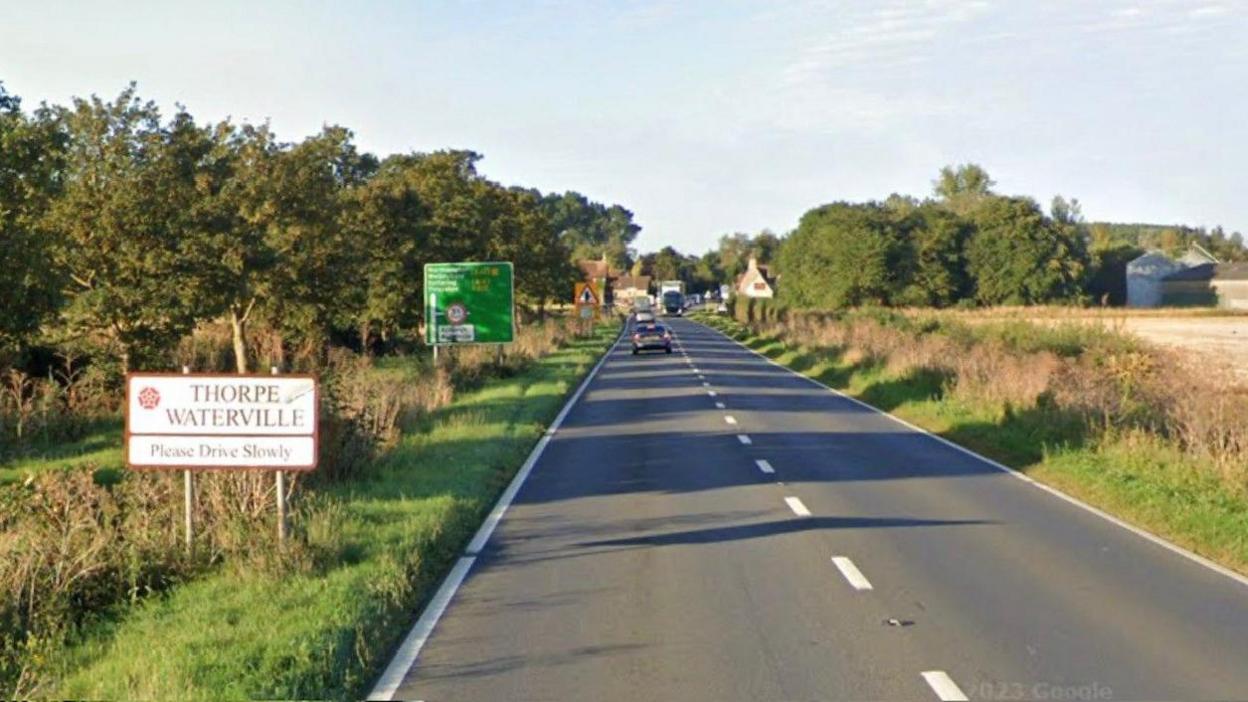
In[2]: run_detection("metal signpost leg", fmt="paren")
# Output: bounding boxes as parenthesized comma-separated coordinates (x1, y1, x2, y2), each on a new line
(181, 365, 194, 552)
(271, 365, 287, 543)
(430, 292, 439, 366)
(276, 471, 287, 542)
(184, 471, 194, 552)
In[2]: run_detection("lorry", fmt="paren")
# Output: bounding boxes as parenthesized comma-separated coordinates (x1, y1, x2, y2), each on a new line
(659, 280, 685, 316)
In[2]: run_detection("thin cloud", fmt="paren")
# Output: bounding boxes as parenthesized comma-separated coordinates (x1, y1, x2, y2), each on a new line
(781, 0, 993, 84)
(1079, 0, 1241, 33)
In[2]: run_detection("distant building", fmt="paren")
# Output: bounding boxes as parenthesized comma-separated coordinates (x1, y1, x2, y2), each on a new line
(576, 256, 614, 304)
(1161, 262, 1248, 309)
(735, 257, 774, 299)
(612, 275, 651, 308)
(1126, 248, 1217, 307)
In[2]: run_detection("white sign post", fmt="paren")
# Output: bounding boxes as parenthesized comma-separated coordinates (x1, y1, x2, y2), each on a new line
(126, 373, 319, 546)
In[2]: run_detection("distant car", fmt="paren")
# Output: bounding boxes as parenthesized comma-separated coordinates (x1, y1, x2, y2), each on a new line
(635, 310, 656, 324)
(632, 323, 673, 355)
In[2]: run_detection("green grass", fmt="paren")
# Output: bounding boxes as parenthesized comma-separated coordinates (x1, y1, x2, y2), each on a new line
(0, 418, 123, 486)
(44, 323, 619, 700)
(694, 312, 1248, 575)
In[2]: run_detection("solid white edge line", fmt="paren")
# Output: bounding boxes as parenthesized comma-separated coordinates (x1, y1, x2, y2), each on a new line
(784, 496, 811, 517)
(831, 556, 874, 591)
(921, 671, 969, 701)
(700, 322, 1248, 591)
(368, 327, 625, 701)
(367, 556, 475, 701)
(737, 434, 752, 445)
(755, 459, 775, 474)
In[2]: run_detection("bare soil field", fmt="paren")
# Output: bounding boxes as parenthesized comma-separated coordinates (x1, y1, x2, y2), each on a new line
(930, 307, 1248, 381)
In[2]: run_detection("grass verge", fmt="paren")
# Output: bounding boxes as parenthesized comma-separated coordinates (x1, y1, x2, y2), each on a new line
(694, 312, 1248, 575)
(42, 323, 619, 700)
(0, 419, 122, 486)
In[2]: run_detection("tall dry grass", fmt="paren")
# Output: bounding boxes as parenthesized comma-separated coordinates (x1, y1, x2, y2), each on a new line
(763, 311, 1248, 481)
(0, 314, 586, 693)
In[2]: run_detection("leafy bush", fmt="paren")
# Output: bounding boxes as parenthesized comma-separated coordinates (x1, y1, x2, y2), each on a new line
(0, 316, 584, 693)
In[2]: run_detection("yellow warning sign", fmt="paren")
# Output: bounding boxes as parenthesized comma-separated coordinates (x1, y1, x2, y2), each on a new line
(574, 282, 600, 320)
(575, 282, 600, 306)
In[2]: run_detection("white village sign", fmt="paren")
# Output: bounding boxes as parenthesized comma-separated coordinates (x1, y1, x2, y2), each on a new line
(126, 374, 319, 470)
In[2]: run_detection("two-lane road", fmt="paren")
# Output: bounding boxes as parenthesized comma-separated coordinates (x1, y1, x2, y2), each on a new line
(383, 317, 1248, 701)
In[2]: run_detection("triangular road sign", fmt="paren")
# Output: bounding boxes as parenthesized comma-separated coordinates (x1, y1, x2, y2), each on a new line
(575, 283, 599, 306)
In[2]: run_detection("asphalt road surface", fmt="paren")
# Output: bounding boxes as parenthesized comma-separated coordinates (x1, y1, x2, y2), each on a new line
(386, 316, 1248, 701)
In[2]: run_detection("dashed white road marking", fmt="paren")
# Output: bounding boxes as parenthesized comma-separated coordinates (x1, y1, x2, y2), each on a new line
(737, 434, 752, 445)
(755, 459, 774, 474)
(707, 390, 717, 397)
(699, 320, 1248, 593)
(831, 556, 873, 591)
(724, 415, 738, 425)
(921, 671, 968, 701)
(715, 401, 726, 409)
(702, 381, 711, 387)
(784, 496, 812, 517)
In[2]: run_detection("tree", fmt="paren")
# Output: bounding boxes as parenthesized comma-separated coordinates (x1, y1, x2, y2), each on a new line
(340, 150, 429, 353)
(196, 123, 281, 371)
(895, 204, 970, 307)
(778, 202, 910, 308)
(713, 231, 781, 281)
(255, 127, 376, 357)
(965, 196, 1088, 305)
(0, 84, 64, 352)
(540, 191, 640, 270)
(499, 187, 577, 314)
(715, 233, 752, 280)
(46, 87, 221, 372)
(651, 246, 685, 282)
(934, 163, 995, 215)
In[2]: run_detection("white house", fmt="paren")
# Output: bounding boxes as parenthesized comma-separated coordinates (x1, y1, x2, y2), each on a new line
(735, 258, 774, 299)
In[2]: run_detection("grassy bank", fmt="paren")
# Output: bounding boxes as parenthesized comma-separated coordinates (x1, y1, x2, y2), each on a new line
(695, 312, 1248, 575)
(32, 323, 617, 699)
(0, 420, 121, 486)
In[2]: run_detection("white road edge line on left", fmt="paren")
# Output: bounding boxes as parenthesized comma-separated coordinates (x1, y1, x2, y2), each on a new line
(367, 328, 623, 701)
(921, 671, 969, 701)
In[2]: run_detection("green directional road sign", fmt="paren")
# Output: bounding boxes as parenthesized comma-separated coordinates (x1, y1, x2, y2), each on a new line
(424, 262, 515, 345)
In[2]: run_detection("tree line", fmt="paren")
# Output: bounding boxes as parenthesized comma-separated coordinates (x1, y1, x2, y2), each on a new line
(770, 164, 1246, 309)
(0, 83, 641, 375)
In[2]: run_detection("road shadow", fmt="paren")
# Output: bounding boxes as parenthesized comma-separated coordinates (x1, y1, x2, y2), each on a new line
(579, 516, 993, 549)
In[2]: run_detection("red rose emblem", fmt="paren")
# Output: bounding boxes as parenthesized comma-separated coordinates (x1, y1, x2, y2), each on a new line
(138, 387, 161, 410)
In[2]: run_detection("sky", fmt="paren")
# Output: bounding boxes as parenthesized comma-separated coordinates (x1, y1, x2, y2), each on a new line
(3, 0, 1247, 253)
